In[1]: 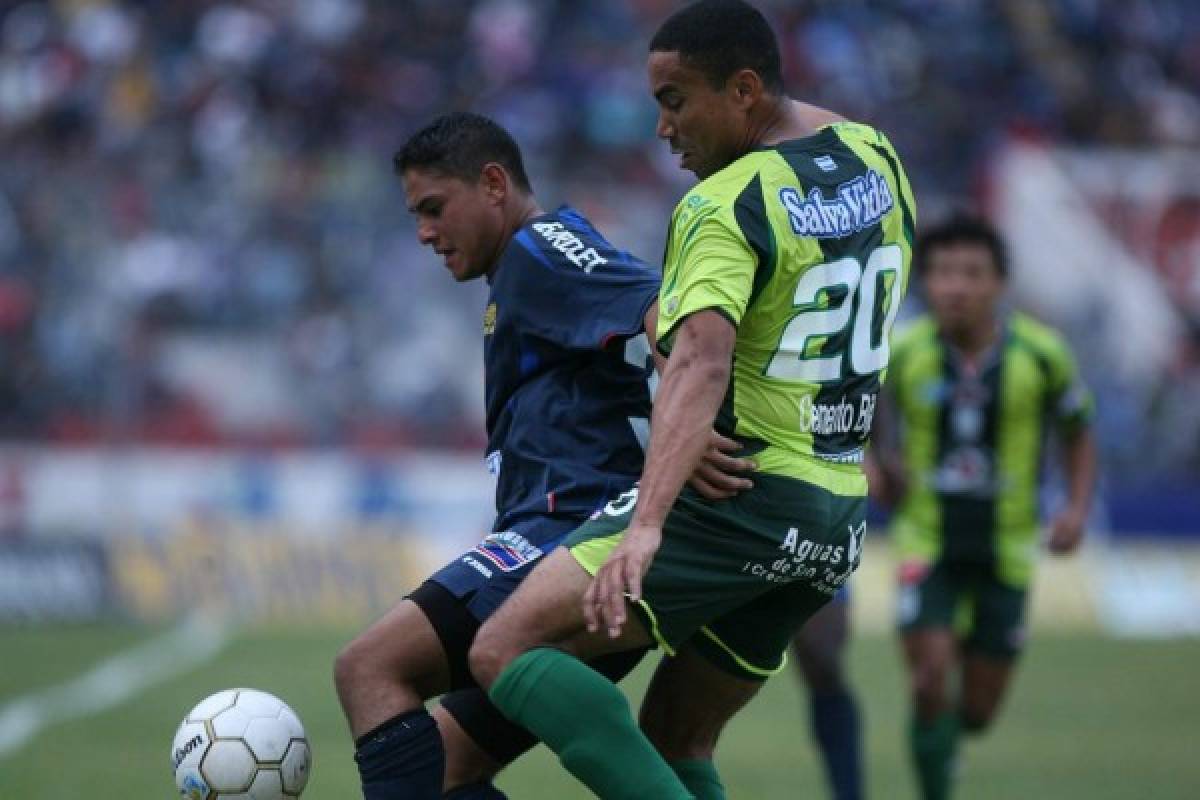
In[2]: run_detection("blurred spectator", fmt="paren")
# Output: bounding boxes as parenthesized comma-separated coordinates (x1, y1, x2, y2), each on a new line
(0, 0, 1196, 479)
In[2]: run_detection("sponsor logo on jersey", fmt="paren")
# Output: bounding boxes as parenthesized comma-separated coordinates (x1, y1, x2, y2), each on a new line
(474, 530, 544, 572)
(778, 168, 895, 239)
(674, 196, 717, 240)
(483, 303, 497, 336)
(813, 154, 837, 172)
(531, 221, 608, 273)
(798, 393, 877, 437)
(779, 527, 846, 566)
(931, 446, 997, 496)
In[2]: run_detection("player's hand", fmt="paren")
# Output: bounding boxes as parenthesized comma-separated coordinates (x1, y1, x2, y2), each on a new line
(583, 523, 662, 639)
(688, 431, 755, 500)
(1047, 506, 1086, 554)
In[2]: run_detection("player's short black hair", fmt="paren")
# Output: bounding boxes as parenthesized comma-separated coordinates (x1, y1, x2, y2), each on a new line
(649, 0, 784, 94)
(916, 214, 1009, 278)
(394, 112, 533, 193)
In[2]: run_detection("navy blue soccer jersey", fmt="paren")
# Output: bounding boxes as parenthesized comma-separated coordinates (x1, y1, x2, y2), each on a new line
(484, 205, 659, 541)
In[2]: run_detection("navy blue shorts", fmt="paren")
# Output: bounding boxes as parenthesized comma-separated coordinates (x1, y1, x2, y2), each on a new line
(410, 514, 646, 765)
(426, 515, 581, 622)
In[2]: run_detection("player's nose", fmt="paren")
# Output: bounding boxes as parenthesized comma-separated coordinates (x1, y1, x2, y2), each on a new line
(656, 111, 674, 140)
(416, 220, 437, 246)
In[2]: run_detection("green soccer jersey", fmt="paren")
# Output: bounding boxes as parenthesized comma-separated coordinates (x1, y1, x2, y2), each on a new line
(657, 122, 917, 496)
(887, 313, 1093, 586)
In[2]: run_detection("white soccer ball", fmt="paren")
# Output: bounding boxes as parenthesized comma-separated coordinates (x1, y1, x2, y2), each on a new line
(171, 688, 311, 799)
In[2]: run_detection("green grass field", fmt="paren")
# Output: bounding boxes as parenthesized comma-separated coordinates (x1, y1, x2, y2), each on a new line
(1, 623, 1197, 799)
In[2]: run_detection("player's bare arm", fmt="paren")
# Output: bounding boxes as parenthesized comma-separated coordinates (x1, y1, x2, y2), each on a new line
(584, 309, 736, 637)
(644, 300, 754, 502)
(1048, 425, 1097, 554)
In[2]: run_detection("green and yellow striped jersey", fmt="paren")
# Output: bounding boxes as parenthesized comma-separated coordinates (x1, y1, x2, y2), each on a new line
(887, 313, 1093, 586)
(657, 122, 916, 496)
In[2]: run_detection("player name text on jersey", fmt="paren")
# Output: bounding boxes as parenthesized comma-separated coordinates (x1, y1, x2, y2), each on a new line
(531, 221, 608, 273)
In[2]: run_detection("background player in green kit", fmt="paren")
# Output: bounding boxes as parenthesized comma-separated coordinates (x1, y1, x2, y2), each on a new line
(872, 215, 1097, 800)
(467, 2, 917, 798)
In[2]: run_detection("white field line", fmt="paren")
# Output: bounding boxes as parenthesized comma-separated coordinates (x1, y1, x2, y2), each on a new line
(0, 615, 231, 758)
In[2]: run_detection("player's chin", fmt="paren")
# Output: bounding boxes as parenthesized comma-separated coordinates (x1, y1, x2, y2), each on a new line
(443, 253, 471, 281)
(451, 260, 485, 282)
(682, 155, 708, 178)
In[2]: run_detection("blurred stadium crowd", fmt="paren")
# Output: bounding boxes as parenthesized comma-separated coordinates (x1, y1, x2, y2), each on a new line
(0, 0, 1198, 477)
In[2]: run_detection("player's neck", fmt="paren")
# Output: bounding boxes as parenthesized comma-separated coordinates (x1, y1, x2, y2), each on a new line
(512, 196, 544, 231)
(944, 317, 1001, 361)
(490, 195, 544, 276)
(754, 98, 844, 148)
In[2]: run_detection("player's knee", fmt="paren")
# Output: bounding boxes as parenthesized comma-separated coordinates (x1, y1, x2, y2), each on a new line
(910, 662, 949, 713)
(960, 695, 1001, 734)
(334, 630, 416, 698)
(639, 697, 719, 761)
(333, 637, 367, 696)
(959, 706, 995, 734)
(641, 716, 717, 761)
(468, 622, 512, 690)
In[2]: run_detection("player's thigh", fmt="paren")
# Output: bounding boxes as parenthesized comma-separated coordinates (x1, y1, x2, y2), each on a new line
(470, 546, 650, 686)
(639, 643, 764, 761)
(959, 574, 1026, 730)
(694, 578, 835, 684)
(792, 588, 851, 692)
(407, 516, 580, 690)
(896, 559, 958, 637)
(639, 578, 836, 760)
(963, 573, 1028, 662)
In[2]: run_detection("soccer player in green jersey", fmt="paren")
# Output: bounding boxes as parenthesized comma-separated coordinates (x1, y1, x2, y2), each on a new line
(873, 215, 1097, 800)
(467, 2, 917, 798)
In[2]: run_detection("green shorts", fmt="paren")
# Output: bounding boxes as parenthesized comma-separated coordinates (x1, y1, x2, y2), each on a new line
(895, 560, 1028, 659)
(566, 474, 866, 681)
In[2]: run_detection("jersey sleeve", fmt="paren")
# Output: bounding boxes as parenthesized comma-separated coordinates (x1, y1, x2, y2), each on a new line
(508, 227, 659, 350)
(1042, 335, 1093, 432)
(656, 203, 756, 354)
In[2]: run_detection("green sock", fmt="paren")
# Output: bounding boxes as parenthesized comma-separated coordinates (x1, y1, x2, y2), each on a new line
(911, 712, 960, 800)
(489, 648, 692, 800)
(669, 759, 725, 800)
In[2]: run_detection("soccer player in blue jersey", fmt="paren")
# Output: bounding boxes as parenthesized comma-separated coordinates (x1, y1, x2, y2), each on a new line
(333, 112, 664, 800)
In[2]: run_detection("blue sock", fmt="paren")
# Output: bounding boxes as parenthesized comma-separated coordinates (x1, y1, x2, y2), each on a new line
(810, 688, 864, 800)
(354, 709, 445, 800)
(443, 783, 509, 799)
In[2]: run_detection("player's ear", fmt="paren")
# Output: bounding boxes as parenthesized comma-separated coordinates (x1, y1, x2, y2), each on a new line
(729, 68, 763, 110)
(480, 163, 509, 204)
